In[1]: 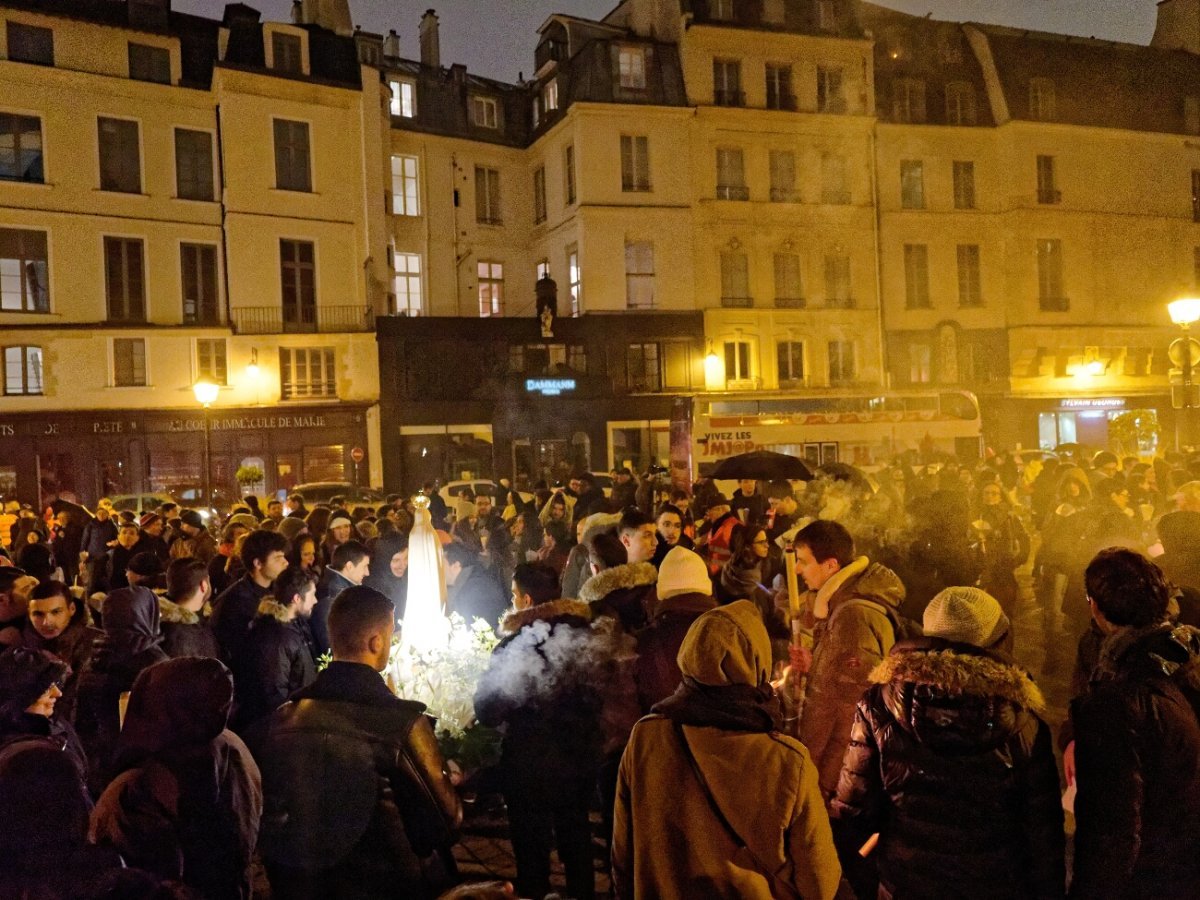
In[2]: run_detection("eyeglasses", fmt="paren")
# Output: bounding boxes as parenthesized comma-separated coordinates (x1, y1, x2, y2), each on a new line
(752, 539, 770, 546)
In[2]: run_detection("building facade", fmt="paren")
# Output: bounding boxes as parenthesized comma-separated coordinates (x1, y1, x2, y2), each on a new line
(0, 0, 388, 507)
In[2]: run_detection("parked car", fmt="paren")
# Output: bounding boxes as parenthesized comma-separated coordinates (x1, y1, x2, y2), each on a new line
(288, 482, 385, 510)
(439, 480, 496, 505)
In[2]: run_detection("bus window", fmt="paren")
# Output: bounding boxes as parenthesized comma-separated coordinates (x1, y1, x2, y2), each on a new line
(940, 391, 979, 421)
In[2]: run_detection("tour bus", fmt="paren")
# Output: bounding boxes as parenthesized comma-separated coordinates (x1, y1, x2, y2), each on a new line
(669, 390, 984, 486)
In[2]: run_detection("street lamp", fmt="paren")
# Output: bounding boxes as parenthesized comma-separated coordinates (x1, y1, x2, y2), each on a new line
(193, 379, 219, 511)
(1168, 299, 1200, 450)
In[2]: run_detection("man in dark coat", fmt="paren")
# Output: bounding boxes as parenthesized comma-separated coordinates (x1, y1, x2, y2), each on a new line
(90, 656, 263, 900)
(22, 579, 101, 722)
(50, 508, 86, 587)
(253, 585, 461, 900)
(578, 530, 658, 633)
(79, 505, 117, 591)
(102, 520, 142, 592)
(312, 539, 370, 656)
(730, 478, 767, 526)
(160, 557, 220, 659)
(475, 565, 613, 900)
(132, 513, 170, 564)
(443, 541, 507, 629)
(1069, 548, 1200, 899)
(233, 567, 318, 731)
(831, 587, 1064, 900)
(635, 546, 717, 713)
(211, 529, 289, 667)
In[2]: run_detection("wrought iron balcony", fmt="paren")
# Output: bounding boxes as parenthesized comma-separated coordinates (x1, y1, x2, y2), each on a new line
(721, 296, 754, 308)
(775, 296, 806, 309)
(230, 305, 374, 335)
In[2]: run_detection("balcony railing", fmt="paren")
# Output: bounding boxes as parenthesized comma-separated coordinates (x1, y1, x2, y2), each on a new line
(716, 184, 750, 201)
(714, 89, 746, 107)
(231, 305, 374, 335)
(767, 92, 797, 111)
(775, 296, 806, 308)
(721, 296, 754, 308)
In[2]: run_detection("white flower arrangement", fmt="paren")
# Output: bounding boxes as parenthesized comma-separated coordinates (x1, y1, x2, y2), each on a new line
(387, 613, 500, 741)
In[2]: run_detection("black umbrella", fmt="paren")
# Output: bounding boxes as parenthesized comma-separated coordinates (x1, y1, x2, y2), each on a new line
(815, 462, 872, 492)
(711, 450, 814, 481)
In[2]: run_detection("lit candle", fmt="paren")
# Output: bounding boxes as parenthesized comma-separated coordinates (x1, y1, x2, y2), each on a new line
(785, 549, 801, 618)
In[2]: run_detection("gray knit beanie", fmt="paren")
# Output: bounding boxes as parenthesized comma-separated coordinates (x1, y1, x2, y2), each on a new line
(922, 586, 1009, 648)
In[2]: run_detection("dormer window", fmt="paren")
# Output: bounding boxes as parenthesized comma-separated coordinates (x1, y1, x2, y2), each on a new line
(1029, 78, 1056, 121)
(711, 0, 734, 21)
(389, 78, 416, 117)
(128, 42, 170, 84)
(542, 79, 559, 112)
(6, 21, 54, 66)
(618, 47, 646, 89)
(272, 33, 302, 75)
(265, 26, 308, 76)
(471, 96, 500, 129)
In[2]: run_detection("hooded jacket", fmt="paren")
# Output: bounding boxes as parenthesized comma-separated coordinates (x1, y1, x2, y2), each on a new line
(579, 561, 658, 632)
(74, 586, 169, 792)
(211, 573, 272, 665)
(831, 639, 1064, 900)
(446, 563, 507, 630)
(1070, 622, 1200, 900)
(158, 596, 220, 660)
(799, 557, 907, 795)
(90, 657, 263, 900)
(613, 600, 841, 900)
(233, 597, 316, 731)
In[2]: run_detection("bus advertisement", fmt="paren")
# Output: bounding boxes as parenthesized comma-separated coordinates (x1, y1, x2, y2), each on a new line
(669, 390, 983, 486)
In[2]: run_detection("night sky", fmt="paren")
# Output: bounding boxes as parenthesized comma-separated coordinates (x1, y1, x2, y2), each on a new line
(174, 0, 1158, 81)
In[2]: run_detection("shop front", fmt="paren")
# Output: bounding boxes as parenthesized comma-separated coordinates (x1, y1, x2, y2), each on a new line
(984, 394, 1173, 457)
(0, 405, 372, 508)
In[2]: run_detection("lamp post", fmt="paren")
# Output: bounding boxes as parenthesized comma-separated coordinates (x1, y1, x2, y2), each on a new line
(1168, 299, 1200, 450)
(192, 380, 219, 511)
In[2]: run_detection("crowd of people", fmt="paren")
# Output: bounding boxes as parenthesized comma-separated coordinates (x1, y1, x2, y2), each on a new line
(0, 447, 1198, 899)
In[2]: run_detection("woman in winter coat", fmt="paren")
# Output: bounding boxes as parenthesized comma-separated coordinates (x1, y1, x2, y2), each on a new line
(0, 646, 89, 792)
(716, 524, 789, 663)
(831, 587, 1065, 900)
(614, 600, 841, 900)
(971, 482, 1029, 618)
(90, 656, 263, 900)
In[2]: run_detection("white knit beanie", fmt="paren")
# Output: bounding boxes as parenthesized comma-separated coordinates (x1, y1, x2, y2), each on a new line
(657, 546, 712, 600)
(923, 586, 1009, 648)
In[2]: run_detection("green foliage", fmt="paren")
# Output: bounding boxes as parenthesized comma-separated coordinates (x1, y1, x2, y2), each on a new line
(1108, 409, 1159, 457)
(235, 464, 265, 486)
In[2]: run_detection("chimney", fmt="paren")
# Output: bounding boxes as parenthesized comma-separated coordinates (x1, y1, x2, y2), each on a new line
(383, 29, 401, 58)
(1153, 0, 1200, 53)
(419, 9, 440, 68)
(290, 0, 302, 24)
(299, 0, 353, 36)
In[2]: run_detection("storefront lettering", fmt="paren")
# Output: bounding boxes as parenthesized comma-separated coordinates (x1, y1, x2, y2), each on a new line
(0, 424, 13, 437)
(168, 415, 329, 433)
(1059, 398, 1126, 410)
(93, 421, 124, 434)
(525, 378, 576, 396)
(44, 423, 59, 435)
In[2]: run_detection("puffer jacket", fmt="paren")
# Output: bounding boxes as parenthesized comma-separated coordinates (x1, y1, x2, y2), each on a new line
(799, 557, 907, 794)
(579, 561, 658, 632)
(831, 639, 1064, 900)
(634, 591, 717, 713)
(233, 598, 316, 731)
(1070, 622, 1200, 900)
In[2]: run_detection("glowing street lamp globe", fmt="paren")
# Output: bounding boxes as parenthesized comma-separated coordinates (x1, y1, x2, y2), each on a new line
(1169, 298, 1200, 327)
(192, 379, 219, 406)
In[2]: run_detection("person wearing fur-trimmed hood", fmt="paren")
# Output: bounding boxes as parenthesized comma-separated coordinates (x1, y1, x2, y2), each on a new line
(474, 562, 615, 900)
(830, 586, 1064, 900)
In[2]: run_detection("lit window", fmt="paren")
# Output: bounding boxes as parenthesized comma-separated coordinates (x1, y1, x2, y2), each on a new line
(0, 228, 49, 312)
(3, 345, 42, 395)
(389, 78, 416, 117)
(0, 113, 42, 182)
(567, 245, 581, 316)
(391, 154, 420, 216)
(281, 347, 336, 399)
(625, 241, 655, 309)
(113, 338, 147, 387)
(724, 341, 752, 383)
(542, 79, 559, 112)
(478, 260, 504, 316)
(393, 251, 422, 316)
(619, 47, 646, 89)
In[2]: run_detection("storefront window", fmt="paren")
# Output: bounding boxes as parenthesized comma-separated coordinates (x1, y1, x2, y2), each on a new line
(0, 465, 15, 500)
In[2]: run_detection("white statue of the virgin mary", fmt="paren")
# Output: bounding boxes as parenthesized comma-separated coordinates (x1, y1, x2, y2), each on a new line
(399, 494, 450, 654)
